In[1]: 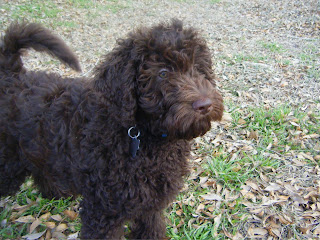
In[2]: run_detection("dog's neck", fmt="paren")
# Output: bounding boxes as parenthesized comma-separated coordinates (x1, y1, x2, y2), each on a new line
(128, 125, 168, 158)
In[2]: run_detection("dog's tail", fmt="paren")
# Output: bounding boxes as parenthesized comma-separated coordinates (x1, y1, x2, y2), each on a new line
(0, 22, 81, 73)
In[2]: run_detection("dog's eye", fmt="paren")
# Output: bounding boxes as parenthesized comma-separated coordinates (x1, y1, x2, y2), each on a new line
(158, 70, 168, 79)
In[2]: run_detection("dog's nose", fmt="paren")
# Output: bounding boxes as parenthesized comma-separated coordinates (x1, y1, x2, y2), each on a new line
(192, 98, 213, 114)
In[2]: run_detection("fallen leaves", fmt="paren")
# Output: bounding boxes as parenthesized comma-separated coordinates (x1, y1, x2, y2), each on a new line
(237, 161, 320, 239)
(1, 197, 80, 240)
(184, 106, 319, 239)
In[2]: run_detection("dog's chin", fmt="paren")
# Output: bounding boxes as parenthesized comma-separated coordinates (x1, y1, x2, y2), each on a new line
(164, 114, 213, 140)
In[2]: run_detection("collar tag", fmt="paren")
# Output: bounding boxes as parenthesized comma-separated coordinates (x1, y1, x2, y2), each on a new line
(128, 127, 140, 158)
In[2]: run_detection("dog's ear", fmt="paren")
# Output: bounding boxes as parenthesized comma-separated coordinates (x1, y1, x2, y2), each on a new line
(93, 38, 140, 128)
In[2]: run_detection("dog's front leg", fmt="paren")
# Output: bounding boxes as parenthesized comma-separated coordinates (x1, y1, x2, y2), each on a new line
(129, 210, 166, 239)
(79, 199, 125, 239)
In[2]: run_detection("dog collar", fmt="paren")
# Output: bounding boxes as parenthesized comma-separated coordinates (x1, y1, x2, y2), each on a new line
(161, 133, 168, 138)
(128, 127, 168, 158)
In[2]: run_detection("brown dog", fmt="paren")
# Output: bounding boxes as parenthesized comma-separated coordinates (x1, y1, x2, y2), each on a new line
(0, 20, 223, 239)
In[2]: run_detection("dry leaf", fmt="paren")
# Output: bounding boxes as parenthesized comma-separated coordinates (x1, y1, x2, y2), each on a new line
(264, 183, 281, 192)
(221, 112, 233, 124)
(56, 223, 68, 232)
(262, 199, 287, 206)
(199, 175, 208, 182)
(15, 215, 35, 223)
(201, 193, 222, 201)
(246, 180, 261, 192)
(248, 130, 259, 140)
(68, 232, 79, 240)
(238, 118, 246, 125)
(303, 133, 320, 139)
(44, 221, 56, 229)
(304, 190, 319, 199)
(290, 193, 308, 204)
(313, 225, 320, 235)
(63, 210, 78, 221)
(52, 231, 67, 239)
(175, 209, 183, 216)
(213, 214, 222, 231)
(232, 164, 242, 172)
(240, 187, 256, 201)
(278, 214, 293, 224)
(29, 218, 42, 233)
(39, 212, 51, 221)
(202, 211, 215, 218)
(259, 172, 269, 182)
(196, 203, 205, 214)
(249, 208, 264, 217)
(222, 226, 234, 239)
(269, 227, 281, 238)
(22, 230, 46, 240)
(216, 184, 223, 194)
(45, 229, 51, 239)
(51, 214, 63, 222)
(289, 121, 300, 127)
(176, 219, 185, 228)
(299, 226, 312, 234)
(232, 232, 244, 240)
(248, 227, 268, 237)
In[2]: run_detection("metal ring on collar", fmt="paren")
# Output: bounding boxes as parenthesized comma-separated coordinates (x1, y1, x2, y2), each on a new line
(128, 126, 140, 139)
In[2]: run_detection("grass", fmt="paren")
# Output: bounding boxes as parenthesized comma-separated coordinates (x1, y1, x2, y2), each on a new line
(164, 103, 319, 239)
(221, 53, 268, 65)
(229, 104, 320, 159)
(9, 0, 61, 20)
(258, 41, 286, 53)
(54, 20, 78, 29)
(0, 179, 80, 239)
(299, 44, 320, 80)
(2, 0, 128, 28)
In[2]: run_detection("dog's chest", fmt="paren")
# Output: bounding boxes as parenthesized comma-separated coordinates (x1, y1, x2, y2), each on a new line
(128, 140, 190, 208)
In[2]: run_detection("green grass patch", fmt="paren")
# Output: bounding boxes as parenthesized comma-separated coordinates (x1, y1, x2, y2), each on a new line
(299, 44, 320, 80)
(9, 0, 61, 20)
(230, 104, 320, 156)
(64, 0, 128, 12)
(205, 151, 280, 189)
(172, 0, 188, 2)
(221, 53, 268, 65)
(54, 20, 78, 29)
(259, 41, 286, 53)
(67, 0, 96, 8)
(234, 54, 267, 63)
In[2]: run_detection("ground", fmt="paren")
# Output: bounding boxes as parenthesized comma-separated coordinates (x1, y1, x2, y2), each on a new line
(0, 0, 319, 239)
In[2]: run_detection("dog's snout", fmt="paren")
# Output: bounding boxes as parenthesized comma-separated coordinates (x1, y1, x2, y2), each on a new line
(192, 98, 213, 114)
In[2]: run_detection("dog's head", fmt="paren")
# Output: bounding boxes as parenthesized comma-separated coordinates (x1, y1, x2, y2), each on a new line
(94, 19, 223, 140)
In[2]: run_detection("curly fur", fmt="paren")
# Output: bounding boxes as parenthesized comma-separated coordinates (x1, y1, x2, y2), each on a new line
(0, 20, 223, 239)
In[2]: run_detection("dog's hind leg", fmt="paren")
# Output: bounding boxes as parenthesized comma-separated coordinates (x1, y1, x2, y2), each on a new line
(79, 199, 126, 239)
(0, 135, 29, 198)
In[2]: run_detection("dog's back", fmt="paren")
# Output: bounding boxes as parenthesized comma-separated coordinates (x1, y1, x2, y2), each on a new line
(0, 22, 83, 198)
